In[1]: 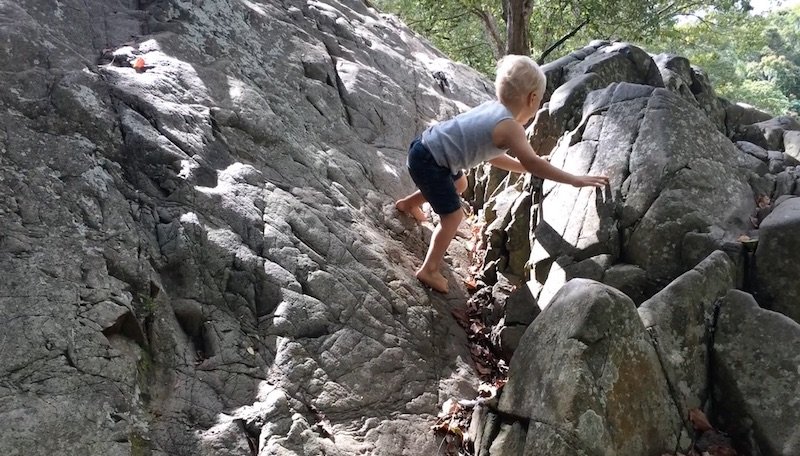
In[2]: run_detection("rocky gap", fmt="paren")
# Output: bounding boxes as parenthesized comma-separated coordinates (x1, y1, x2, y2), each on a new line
(121, 97, 196, 159)
(645, 326, 693, 442)
(101, 310, 147, 347)
(740, 241, 758, 295)
(619, 103, 650, 202)
(330, 65, 355, 128)
(233, 418, 259, 456)
(703, 298, 723, 413)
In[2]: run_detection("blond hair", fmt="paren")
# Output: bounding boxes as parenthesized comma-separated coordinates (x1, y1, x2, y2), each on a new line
(495, 55, 546, 105)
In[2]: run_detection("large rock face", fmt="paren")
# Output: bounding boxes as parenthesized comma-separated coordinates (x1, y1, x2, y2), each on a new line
(638, 251, 735, 423)
(529, 82, 753, 308)
(493, 279, 682, 456)
(471, 42, 800, 456)
(755, 197, 800, 323)
(713, 290, 800, 456)
(0, 1, 493, 455)
(3, 2, 800, 456)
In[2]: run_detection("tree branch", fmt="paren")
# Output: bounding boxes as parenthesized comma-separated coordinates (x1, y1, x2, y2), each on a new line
(470, 7, 505, 59)
(537, 16, 590, 64)
(407, 11, 470, 26)
(455, 42, 494, 53)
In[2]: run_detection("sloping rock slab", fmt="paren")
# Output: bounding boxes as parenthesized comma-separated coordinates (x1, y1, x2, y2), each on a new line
(713, 290, 800, 456)
(754, 196, 800, 323)
(492, 279, 682, 456)
(638, 250, 735, 419)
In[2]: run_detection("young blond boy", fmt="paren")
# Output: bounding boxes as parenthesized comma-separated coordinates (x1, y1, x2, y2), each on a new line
(396, 55, 609, 293)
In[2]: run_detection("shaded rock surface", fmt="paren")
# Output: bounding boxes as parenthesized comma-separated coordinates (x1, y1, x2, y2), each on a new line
(638, 251, 735, 423)
(0, 1, 493, 455)
(754, 197, 800, 323)
(713, 290, 800, 456)
(471, 41, 800, 456)
(2, 2, 800, 456)
(493, 279, 682, 456)
(528, 82, 753, 308)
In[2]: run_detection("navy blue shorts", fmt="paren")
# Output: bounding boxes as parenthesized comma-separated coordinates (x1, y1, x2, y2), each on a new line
(407, 137, 464, 215)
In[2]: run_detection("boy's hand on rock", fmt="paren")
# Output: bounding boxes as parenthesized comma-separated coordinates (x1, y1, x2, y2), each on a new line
(571, 175, 609, 188)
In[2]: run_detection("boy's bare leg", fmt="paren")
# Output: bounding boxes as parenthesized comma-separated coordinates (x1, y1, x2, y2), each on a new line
(416, 209, 464, 293)
(395, 191, 427, 222)
(455, 174, 468, 194)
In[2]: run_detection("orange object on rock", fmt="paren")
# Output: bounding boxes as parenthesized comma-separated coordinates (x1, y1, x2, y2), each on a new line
(132, 57, 146, 72)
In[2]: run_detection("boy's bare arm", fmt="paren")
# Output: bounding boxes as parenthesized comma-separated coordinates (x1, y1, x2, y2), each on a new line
(493, 120, 578, 184)
(488, 154, 527, 173)
(493, 120, 608, 187)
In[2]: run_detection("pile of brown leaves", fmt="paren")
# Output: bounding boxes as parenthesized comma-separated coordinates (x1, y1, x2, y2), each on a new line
(431, 381, 506, 455)
(461, 217, 486, 291)
(431, 398, 472, 455)
(433, 218, 510, 455)
(450, 295, 508, 384)
(662, 409, 738, 456)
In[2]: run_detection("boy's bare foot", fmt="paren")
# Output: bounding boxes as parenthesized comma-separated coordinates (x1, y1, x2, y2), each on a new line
(395, 199, 427, 222)
(415, 268, 448, 293)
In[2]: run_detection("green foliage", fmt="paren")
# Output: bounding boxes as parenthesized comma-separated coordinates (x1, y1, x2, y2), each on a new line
(749, 53, 800, 96)
(375, 0, 751, 68)
(528, 0, 748, 61)
(378, 0, 500, 74)
(644, 5, 799, 116)
(136, 349, 154, 388)
(720, 79, 793, 115)
(137, 292, 157, 315)
(765, 6, 800, 63)
(376, 0, 798, 117)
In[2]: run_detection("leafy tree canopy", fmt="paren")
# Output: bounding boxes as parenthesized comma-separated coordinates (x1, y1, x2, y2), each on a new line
(375, 0, 751, 71)
(375, 0, 799, 116)
(647, 5, 800, 115)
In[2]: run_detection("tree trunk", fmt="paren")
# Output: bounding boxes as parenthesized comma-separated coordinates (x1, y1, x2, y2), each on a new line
(504, 0, 533, 55)
(472, 8, 505, 60)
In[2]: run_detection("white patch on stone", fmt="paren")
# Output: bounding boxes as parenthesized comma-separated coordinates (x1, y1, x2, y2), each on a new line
(240, 0, 268, 16)
(227, 76, 246, 103)
(81, 166, 113, 192)
(70, 84, 103, 112)
(112, 46, 137, 58)
(178, 159, 199, 180)
(137, 39, 161, 53)
(53, 1, 64, 20)
(179, 212, 200, 225)
(219, 162, 263, 186)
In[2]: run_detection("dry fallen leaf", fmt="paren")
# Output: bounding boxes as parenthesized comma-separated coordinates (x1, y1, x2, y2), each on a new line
(475, 362, 492, 376)
(469, 321, 486, 334)
(314, 420, 334, 440)
(689, 408, 714, 433)
(439, 398, 460, 418)
(464, 277, 478, 291)
(304, 404, 335, 442)
(707, 444, 737, 456)
(447, 425, 463, 438)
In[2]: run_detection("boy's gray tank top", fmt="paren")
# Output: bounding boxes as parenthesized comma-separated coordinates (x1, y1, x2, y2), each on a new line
(421, 100, 513, 174)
